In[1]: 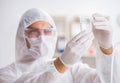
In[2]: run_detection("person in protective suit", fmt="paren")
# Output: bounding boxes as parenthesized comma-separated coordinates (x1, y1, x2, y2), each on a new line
(0, 8, 114, 83)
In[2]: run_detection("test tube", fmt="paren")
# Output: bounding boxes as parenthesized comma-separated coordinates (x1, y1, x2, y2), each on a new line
(80, 17, 92, 32)
(80, 16, 94, 40)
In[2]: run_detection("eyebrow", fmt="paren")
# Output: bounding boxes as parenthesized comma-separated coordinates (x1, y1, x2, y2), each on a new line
(27, 27, 38, 29)
(28, 26, 53, 29)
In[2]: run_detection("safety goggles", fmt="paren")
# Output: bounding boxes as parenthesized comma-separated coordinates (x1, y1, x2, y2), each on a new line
(25, 27, 54, 38)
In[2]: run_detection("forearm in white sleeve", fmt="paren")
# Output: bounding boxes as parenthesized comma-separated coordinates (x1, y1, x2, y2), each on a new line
(95, 44, 114, 83)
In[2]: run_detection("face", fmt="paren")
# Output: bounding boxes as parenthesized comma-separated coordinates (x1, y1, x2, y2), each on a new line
(25, 21, 52, 48)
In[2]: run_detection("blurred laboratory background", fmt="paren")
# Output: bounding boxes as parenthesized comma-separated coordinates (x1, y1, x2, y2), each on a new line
(0, 0, 120, 68)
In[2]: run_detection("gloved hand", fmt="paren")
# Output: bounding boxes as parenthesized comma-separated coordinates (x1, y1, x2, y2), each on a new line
(92, 13, 113, 48)
(59, 30, 94, 67)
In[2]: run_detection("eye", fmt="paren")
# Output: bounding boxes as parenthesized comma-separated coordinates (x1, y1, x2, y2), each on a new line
(30, 29, 38, 34)
(44, 29, 52, 34)
(25, 29, 38, 35)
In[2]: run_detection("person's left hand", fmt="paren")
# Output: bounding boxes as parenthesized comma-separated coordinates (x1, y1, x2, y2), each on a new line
(92, 13, 113, 48)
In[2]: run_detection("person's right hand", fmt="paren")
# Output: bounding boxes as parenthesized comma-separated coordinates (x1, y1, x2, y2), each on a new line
(59, 30, 94, 67)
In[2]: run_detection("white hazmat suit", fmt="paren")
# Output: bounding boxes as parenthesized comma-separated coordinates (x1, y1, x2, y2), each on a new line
(0, 8, 114, 83)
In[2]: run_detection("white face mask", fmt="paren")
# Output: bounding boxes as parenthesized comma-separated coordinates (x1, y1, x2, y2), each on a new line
(27, 36, 55, 60)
